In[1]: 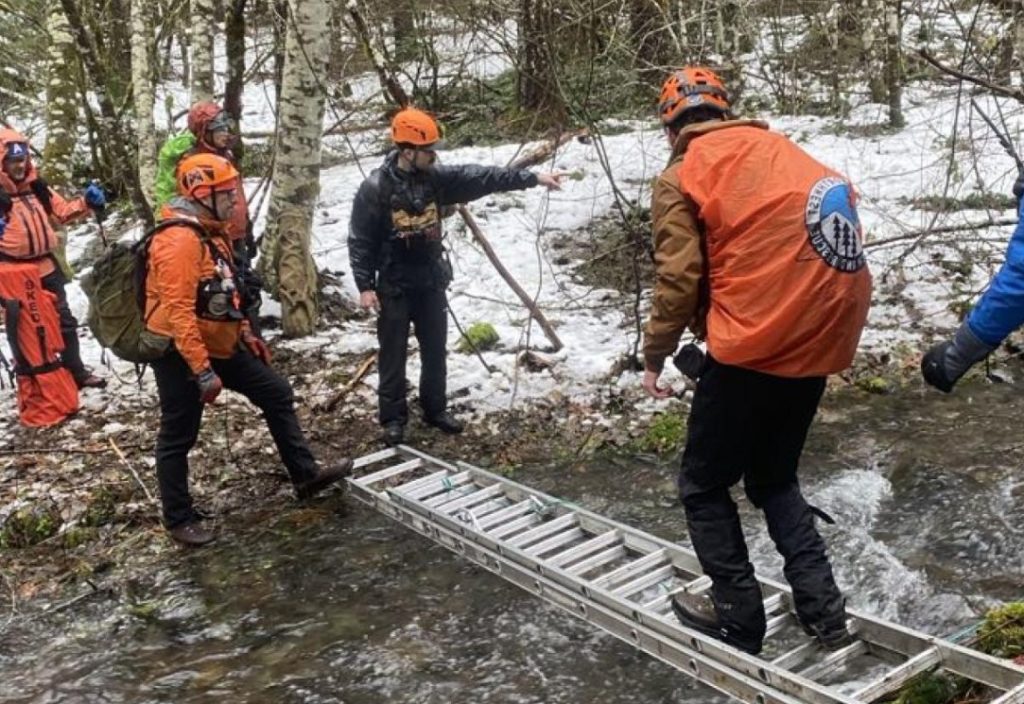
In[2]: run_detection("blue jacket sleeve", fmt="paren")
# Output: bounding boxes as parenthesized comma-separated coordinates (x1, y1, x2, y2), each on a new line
(967, 198, 1024, 345)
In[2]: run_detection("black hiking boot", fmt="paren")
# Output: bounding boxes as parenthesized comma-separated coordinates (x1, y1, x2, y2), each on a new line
(169, 521, 216, 547)
(74, 371, 107, 389)
(671, 591, 763, 655)
(425, 411, 463, 435)
(383, 422, 405, 446)
(800, 611, 855, 651)
(296, 458, 353, 500)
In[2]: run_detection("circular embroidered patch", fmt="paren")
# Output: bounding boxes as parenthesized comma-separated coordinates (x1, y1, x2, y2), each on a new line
(805, 176, 866, 272)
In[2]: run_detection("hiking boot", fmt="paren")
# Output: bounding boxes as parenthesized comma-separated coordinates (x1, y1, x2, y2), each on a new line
(296, 458, 353, 500)
(800, 613, 855, 651)
(169, 521, 215, 547)
(671, 591, 763, 655)
(382, 422, 405, 446)
(75, 372, 107, 389)
(425, 411, 463, 435)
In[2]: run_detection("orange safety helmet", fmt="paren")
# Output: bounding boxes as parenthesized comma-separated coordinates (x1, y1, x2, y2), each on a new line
(658, 66, 730, 126)
(391, 107, 444, 148)
(177, 153, 239, 201)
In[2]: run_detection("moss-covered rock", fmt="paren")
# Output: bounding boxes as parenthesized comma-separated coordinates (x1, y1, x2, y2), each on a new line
(977, 602, 1024, 659)
(1, 502, 62, 548)
(634, 413, 686, 454)
(456, 322, 500, 353)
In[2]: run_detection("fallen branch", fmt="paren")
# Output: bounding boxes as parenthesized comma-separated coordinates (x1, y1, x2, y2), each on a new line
(865, 218, 1017, 249)
(0, 443, 144, 457)
(315, 353, 377, 413)
(917, 49, 1024, 103)
(458, 204, 564, 351)
(108, 438, 156, 506)
(509, 129, 588, 170)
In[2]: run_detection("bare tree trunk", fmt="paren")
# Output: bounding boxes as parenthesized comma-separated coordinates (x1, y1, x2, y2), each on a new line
(271, 0, 287, 115)
(189, 0, 217, 102)
(43, 0, 78, 188)
(861, 0, 886, 103)
(225, 0, 246, 159)
(884, 0, 904, 127)
(1013, 0, 1024, 88)
(60, 0, 153, 229)
(131, 0, 157, 207)
(392, 0, 416, 63)
(631, 0, 671, 86)
(517, 0, 565, 127)
(260, 0, 328, 337)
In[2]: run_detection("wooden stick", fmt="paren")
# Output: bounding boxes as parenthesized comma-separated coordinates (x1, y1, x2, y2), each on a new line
(917, 49, 1024, 103)
(865, 218, 1017, 249)
(108, 438, 156, 506)
(457, 205, 564, 351)
(315, 352, 377, 413)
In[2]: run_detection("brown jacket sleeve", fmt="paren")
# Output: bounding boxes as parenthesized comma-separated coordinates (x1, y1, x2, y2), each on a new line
(642, 166, 705, 372)
(149, 229, 210, 374)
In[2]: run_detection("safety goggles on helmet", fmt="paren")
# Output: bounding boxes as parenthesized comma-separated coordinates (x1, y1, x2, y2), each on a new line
(207, 111, 235, 134)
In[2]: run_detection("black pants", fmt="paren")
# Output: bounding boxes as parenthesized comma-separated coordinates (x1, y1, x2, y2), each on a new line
(679, 354, 843, 639)
(41, 270, 86, 381)
(151, 349, 319, 528)
(377, 287, 448, 425)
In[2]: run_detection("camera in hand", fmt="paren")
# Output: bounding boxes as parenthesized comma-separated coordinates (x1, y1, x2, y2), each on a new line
(672, 343, 705, 381)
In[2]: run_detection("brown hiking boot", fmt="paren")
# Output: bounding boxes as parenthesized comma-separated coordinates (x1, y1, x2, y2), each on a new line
(168, 522, 215, 547)
(75, 372, 107, 389)
(671, 591, 763, 655)
(296, 458, 353, 500)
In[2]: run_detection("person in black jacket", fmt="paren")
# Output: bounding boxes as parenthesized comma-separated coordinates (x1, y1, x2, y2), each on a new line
(349, 107, 563, 445)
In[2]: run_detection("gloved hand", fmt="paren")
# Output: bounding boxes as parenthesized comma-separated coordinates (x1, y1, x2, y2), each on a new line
(241, 330, 271, 365)
(195, 367, 223, 403)
(921, 323, 997, 393)
(83, 182, 106, 210)
(1013, 171, 1024, 200)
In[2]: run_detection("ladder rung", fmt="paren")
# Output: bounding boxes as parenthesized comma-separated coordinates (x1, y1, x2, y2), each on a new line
(852, 647, 942, 702)
(451, 498, 509, 528)
(592, 549, 668, 589)
(351, 447, 399, 470)
(524, 527, 585, 557)
(545, 530, 619, 568)
(435, 484, 506, 514)
(771, 640, 819, 670)
(763, 593, 785, 615)
(406, 471, 474, 502)
(611, 564, 675, 599)
(765, 611, 796, 638)
(989, 681, 1024, 704)
(489, 513, 541, 540)
(476, 500, 533, 530)
(798, 641, 867, 681)
(506, 514, 578, 549)
(565, 545, 627, 576)
(640, 589, 679, 613)
(423, 482, 487, 509)
(353, 455, 416, 484)
(390, 468, 449, 496)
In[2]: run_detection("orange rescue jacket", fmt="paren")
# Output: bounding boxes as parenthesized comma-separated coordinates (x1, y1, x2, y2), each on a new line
(645, 120, 871, 377)
(0, 129, 90, 277)
(144, 203, 247, 374)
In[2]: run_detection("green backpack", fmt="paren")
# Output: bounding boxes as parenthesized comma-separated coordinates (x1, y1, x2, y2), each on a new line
(152, 131, 197, 213)
(81, 219, 207, 363)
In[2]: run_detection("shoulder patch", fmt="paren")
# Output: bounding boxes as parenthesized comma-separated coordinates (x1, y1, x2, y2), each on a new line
(805, 177, 865, 273)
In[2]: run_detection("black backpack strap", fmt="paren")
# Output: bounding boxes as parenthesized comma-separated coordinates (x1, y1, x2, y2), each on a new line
(29, 178, 53, 217)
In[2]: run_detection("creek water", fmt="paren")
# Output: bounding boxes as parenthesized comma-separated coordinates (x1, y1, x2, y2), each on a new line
(2, 382, 1023, 703)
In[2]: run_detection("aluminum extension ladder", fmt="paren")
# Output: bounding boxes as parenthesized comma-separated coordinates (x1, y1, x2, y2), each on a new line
(348, 445, 1024, 704)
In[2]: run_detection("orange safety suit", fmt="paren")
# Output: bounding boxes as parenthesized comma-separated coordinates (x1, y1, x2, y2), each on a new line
(643, 119, 871, 377)
(0, 129, 90, 277)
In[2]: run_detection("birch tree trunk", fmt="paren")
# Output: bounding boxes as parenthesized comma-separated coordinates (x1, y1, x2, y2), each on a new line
(43, 0, 77, 188)
(131, 0, 157, 207)
(862, 0, 886, 103)
(189, 0, 217, 102)
(260, 0, 327, 337)
(884, 0, 904, 127)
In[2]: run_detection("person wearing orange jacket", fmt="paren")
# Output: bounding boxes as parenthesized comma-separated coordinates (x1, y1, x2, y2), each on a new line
(146, 153, 351, 547)
(0, 129, 106, 388)
(641, 67, 872, 655)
